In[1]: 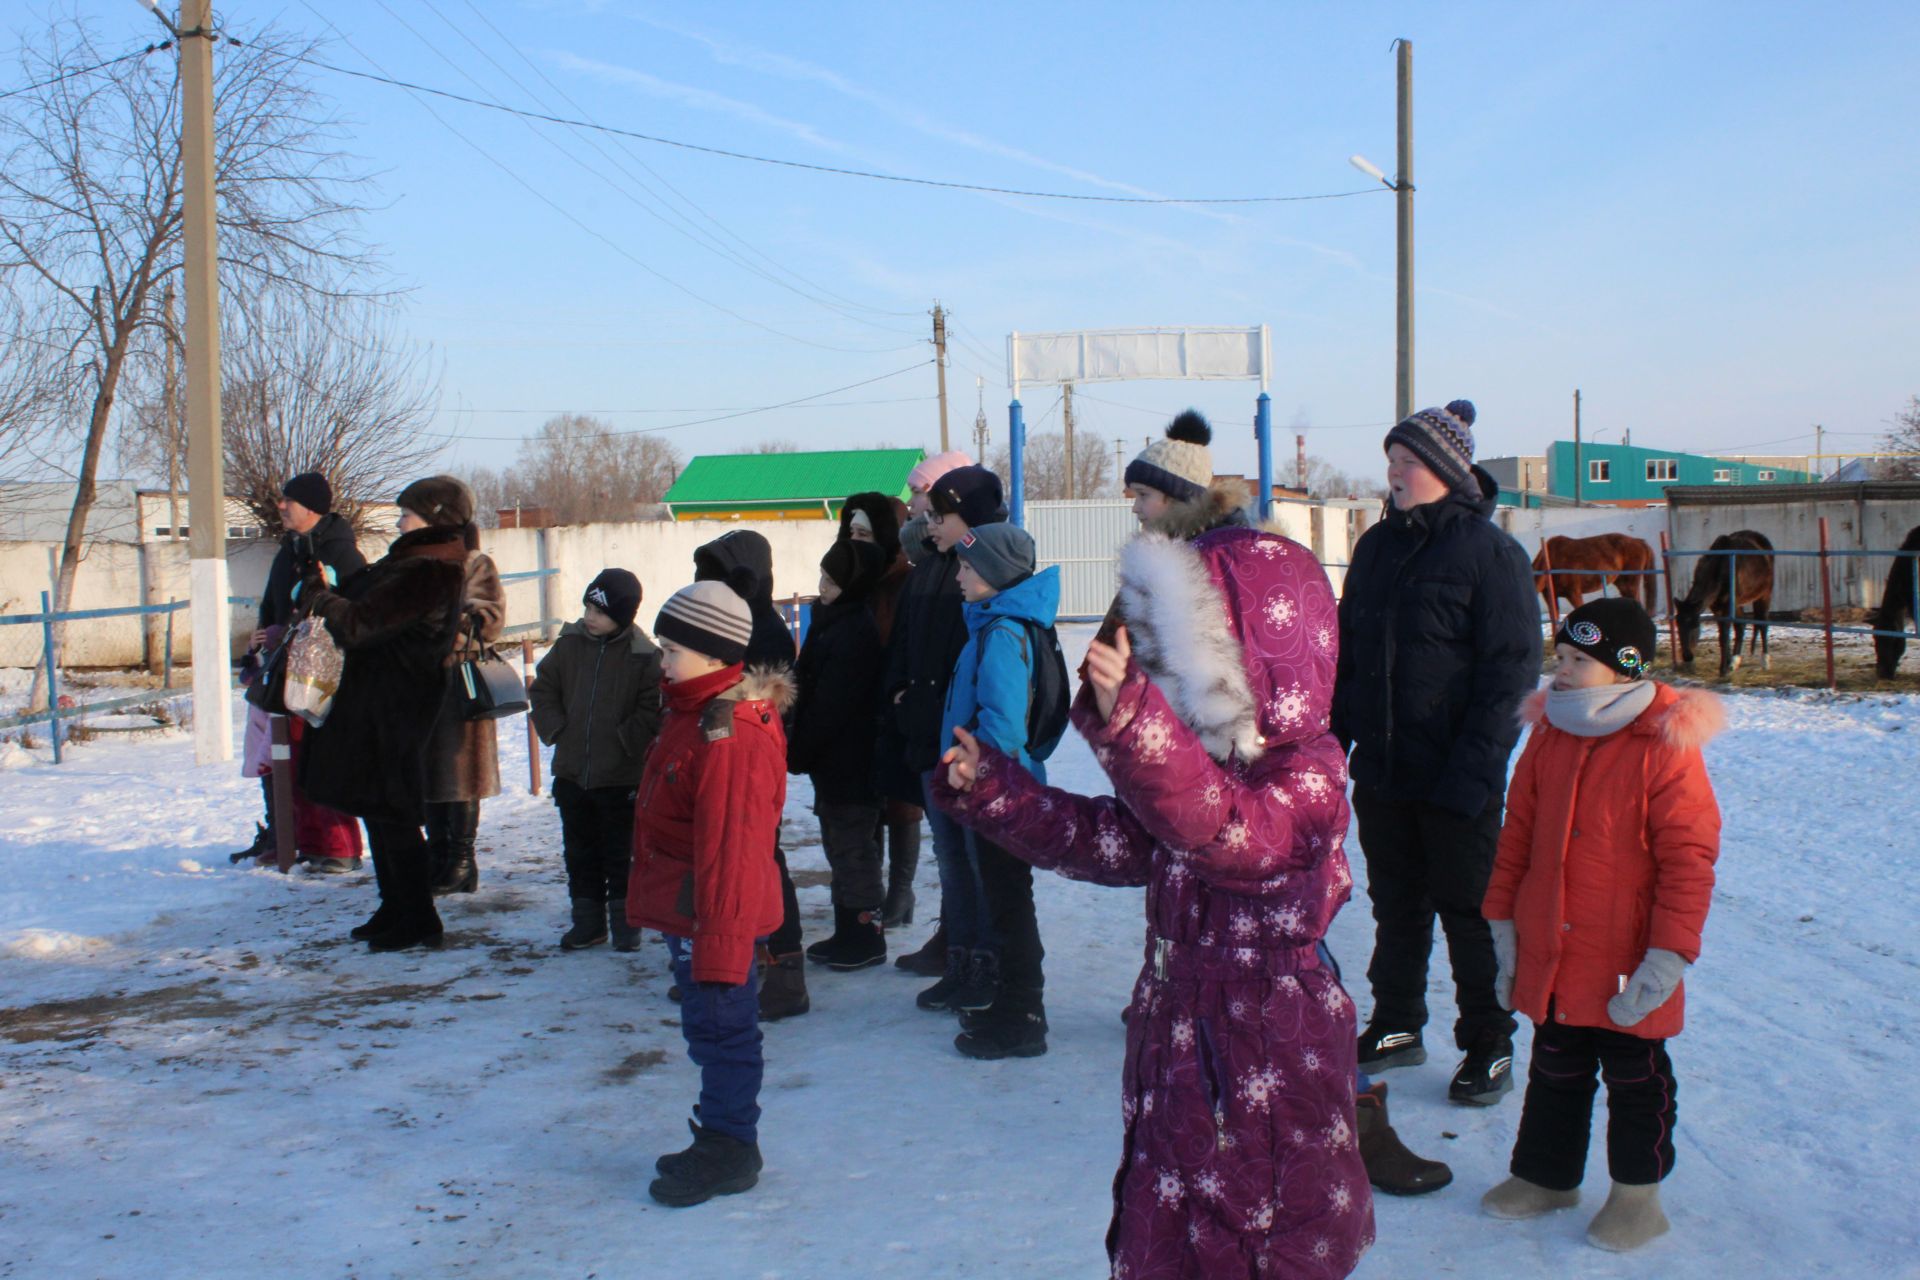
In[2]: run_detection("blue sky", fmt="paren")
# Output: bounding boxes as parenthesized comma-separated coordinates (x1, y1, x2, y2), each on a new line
(70, 1, 1920, 482)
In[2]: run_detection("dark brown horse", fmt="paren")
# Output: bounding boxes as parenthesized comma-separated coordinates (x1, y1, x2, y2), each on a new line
(1533, 533, 1658, 612)
(1676, 530, 1773, 676)
(1871, 525, 1920, 678)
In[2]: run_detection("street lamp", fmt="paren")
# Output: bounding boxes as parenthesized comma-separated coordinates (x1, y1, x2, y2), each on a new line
(1351, 40, 1415, 422)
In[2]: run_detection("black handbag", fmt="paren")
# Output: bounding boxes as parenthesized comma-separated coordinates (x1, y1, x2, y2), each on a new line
(457, 617, 528, 721)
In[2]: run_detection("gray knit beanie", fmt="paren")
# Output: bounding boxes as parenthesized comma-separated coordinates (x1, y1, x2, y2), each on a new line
(655, 581, 753, 666)
(954, 521, 1037, 591)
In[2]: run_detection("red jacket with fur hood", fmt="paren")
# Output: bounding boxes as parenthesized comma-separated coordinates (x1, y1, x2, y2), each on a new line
(626, 664, 793, 984)
(1482, 682, 1722, 1040)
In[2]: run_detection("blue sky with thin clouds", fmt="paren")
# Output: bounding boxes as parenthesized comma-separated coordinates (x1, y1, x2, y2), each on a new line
(62, 1, 1920, 481)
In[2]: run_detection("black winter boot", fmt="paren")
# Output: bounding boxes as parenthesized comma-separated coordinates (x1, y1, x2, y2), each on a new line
(1449, 1030, 1515, 1106)
(648, 1121, 763, 1207)
(955, 986, 1048, 1060)
(1357, 1023, 1428, 1072)
(560, 898, 609, 950)
(759, 951, 811, 1021)
(607, 900, 641, 953)
(894, 921, 947, 976)
(916, 947, 971, 1011)
(429, 802, 480, 896)
(950, 949, 1000, 1013)
(807, 906, 886, 971)
(804, 907, 854, 966)
(882, 812, 920, 928)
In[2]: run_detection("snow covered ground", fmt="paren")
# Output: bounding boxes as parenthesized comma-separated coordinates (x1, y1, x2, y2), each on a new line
(1, 624, 1916, 1278)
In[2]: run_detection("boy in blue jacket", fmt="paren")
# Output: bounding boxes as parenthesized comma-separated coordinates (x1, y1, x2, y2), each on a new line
(934, 518, 1061, 1059)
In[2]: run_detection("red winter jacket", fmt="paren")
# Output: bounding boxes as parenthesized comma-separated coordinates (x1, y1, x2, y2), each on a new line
(1483, 683, 1722, 1040)
(626, 664, 792, 984)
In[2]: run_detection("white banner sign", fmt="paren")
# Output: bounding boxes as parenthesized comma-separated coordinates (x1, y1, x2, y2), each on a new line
(1008, 326, 1268, 390)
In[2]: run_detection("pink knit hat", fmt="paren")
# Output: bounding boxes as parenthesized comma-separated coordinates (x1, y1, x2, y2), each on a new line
(908, 449, 973, 494)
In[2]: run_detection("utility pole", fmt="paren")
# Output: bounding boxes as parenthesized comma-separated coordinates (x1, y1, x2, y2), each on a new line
(1395, 40, 1414, 421)
(1296, 433, 1308, 492)
(163, 280, 181, 541)
(1061, 382, 1076, 500)
(932, 303, 950, 452)
(1114, 438, 1126, 494)
(1815, 423, 1824, 479)
(182, 0, 231, 763)
(1572, 388, 1583, 508)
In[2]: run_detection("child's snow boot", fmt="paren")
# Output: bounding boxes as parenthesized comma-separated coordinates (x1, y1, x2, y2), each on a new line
(1585, 1181, 1669, 1251)
(954, 986, 1047, 1060)
(559, 898, 609, 950)
(894, 921, 946, 976)
(607, 900, 642, 953)
(809, 907, 886, 971)
(1449, 1030, 1515, 1106)
(647, 1122, 762, 1207)
(1356, 1023, 1427, 1071)
(804, 907, 854, 966)
(949, 949, 1000, 1013)
(1357, 1082, 1453, 1195)
(916, 947, 969, 1011)
(1481, 1176, 1581, 1220)
(759, 951, 810, 1021)
(229, 822, 272, 865)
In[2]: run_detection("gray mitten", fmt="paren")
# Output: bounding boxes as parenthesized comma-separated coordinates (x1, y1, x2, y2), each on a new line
(1489, 919, 1517, 1011)
(1607, 948, 1688, 1026)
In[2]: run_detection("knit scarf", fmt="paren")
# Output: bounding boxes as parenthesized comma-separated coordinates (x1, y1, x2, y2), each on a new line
(1544, 680, 1657, 738)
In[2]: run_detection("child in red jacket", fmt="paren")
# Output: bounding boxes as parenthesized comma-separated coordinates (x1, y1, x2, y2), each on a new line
(1480, 598, 1721, 1252)
(626, 582, 793, 1208)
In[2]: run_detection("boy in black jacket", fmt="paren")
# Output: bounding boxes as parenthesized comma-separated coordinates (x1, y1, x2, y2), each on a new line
(788, 540, 890, 970)
(529, 569, 664, 951)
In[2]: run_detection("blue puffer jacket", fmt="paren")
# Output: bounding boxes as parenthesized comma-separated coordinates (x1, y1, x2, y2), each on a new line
(940, 566, 1061, 785)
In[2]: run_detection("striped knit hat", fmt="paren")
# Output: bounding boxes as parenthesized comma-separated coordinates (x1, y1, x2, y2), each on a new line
(655, 581, 753, 666)
(1384, 399, 1477, 492)
(1125, 410, 1213, 505)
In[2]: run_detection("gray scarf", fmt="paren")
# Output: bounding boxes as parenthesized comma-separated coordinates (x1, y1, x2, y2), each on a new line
(1544, 680, 1657, 738)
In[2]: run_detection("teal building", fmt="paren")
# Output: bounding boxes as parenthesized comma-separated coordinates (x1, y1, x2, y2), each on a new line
(1544, 441, 1811, 504)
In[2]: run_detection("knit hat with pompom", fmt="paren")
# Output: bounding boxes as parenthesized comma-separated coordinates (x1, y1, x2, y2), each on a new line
(1384, 400, 1478, 492)
(1125, 410, 1213, 505)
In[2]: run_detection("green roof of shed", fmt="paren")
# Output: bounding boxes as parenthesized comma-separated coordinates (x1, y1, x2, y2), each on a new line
(665, 448, 924, 508)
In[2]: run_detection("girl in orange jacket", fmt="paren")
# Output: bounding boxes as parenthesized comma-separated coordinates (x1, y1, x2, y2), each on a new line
(1479, 598, 1721, 1253)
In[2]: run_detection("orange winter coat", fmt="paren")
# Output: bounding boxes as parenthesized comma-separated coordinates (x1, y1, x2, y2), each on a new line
(1482, 683, 1722, 1041)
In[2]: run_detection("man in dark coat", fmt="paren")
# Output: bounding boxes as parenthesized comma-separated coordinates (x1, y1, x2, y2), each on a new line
(1332, 400, 1541, 1109)
(692, 528, 809, 1018)
(236, 472, 368, 871)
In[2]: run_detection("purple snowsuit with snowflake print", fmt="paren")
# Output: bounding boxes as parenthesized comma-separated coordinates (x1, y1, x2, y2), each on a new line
(934, 526, 1374, 1280)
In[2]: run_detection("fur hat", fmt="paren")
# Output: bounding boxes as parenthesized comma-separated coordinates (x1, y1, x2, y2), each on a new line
(656, 581, 753, 666)
(395, 475, 475, 529)
(1556, 597, 1657, 680)
(584, 568, 642, 632)
(836, 491, 903, 563)
(954, 521, 1036, 591)
(820, 539, 887, 601)
(928, 465, 1007, 528)
(281, 472, 333, 517)
(1125, 410, 1213, 505)
(908, 450, 973, 494)
(1384, 400, 1477, 492)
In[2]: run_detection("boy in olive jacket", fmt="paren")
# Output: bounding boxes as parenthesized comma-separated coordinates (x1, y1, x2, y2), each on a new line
(529, 570, 663, 951)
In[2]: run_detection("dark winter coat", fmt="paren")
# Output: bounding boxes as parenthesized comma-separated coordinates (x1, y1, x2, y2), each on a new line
(1331, 467, 1540, 817)
(626, 665, 794, 984)
(300, 526, 467, 824)
(883, 546, 970, 772)
(1485, 685, 1722, 1041)
(787, 594, 886, 805)
(424, 549, 505, 803)
(935, 527, 1373, 1280)
(835, 492, 911, 642)
(528, 619, 664, 791)
(693, 529, 796, 671)
(258, 513, 367, 630)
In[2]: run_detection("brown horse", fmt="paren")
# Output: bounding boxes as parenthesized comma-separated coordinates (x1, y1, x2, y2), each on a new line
(1870, 525, 1920, 678)
(1676, 530, 1773, 676)
(1533, 533, 1658, 612)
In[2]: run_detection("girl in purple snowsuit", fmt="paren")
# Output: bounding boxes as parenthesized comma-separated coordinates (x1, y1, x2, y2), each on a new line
(935, 525, 1373, 1280)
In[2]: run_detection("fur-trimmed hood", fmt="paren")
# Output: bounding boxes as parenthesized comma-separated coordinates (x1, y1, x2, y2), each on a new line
(728, 664, 798, 716)
(1140, 478, 1257, 542)
(1117, 525, 1339, 764)
(1520, 682, 1725, 751)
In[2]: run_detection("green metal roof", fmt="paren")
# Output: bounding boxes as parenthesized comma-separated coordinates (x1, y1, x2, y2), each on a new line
(665, 448, 924, 508)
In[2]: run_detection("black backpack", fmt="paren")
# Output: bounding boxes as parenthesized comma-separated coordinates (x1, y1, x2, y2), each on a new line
(991, 617, 1072, 762)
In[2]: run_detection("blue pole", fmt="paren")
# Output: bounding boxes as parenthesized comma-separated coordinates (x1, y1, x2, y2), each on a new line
(1008, 398, 1027, 528)
(40, 591, 61, 764)
(1255, 392, 1274, 522)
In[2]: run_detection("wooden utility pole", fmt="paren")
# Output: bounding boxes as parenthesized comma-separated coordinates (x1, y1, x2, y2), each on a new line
(182, 0, 231, 763)
(1061, 382, 1076, 499)
(932, 303, 950, 452)
(1815, 423, 1825, 479)
(1573, 388, 1583, 507)
(1114, 438, 1126, 494)
(1395, 39, 1415, 422)
(1296, 433, 1308, 492)
(163, 281, 181, 540)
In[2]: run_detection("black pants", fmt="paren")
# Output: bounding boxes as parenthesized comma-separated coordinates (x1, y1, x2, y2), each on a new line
(552, 777, 635, 904)
(974, 836, 1044, 997)
(1352, 786, 1515, 1048)
(817, 802, 884, 911)
(1511, 1009, 1678, 1189)
(424, 800, 479, 869)
(364, 817, 440, 934)
(769, 845, 802, 957)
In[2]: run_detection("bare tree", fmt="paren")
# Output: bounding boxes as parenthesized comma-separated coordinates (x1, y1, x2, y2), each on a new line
(459, 466, 509, 529)
(1875, 396, 1920, 480)
(0, 11, 377, 619)
(1299, 455, 1388, 501)
(500, 414, 683, 524)
(215, 296, 441, 535)
(990, 431, 1112, 501)
(739, 439, 799, 454)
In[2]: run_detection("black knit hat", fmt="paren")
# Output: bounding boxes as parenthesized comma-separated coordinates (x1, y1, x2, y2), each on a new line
(583, 568, 642, 631)
(1384, 399, 1478, 493)
(281, 472, 332, 516)
(1556, 598, 1658, 680)
(820, 539, 886, 601)
(927, 465, 1007, 528)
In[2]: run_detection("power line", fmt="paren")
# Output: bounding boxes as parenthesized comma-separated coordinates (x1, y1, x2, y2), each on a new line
(432, 393, 933, 414)
(284, 52, 1394, 208)
(415, 359, 935, 442)
(0, 42, 169, 101)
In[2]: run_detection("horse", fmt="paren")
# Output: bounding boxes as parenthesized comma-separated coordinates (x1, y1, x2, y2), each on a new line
(1675, 530, 1774, 676)
(1532, 533, 1658, 613)
(1870, 525, 1920, 678)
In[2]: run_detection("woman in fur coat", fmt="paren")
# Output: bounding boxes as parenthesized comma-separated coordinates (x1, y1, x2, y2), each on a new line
(935, 524, 1373, 1280)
